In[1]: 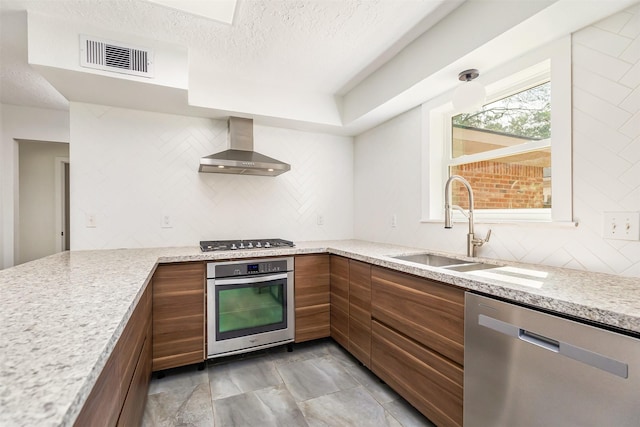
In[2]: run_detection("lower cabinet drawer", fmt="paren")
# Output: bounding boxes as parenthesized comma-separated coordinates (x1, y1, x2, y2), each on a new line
(330, 306, 349, 349)
(118, 329, 152, 427)
(371, 320, 463, 427)
(295, 304, 330, 343)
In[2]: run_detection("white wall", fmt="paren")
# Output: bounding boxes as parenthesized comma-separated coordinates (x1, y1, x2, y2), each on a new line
(354, 5, 640, 277)
(17, 140, 69, 264)
(70, 103, 354, 249)
(0, 104, 70, 269)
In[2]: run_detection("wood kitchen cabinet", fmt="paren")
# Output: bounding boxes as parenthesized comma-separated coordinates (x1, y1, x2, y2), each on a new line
(75, 284, 152, 427)
(370, 266, 465, 427)
(294, 255, 331, 342)
(329, 255, 349, 349)
(348, 259, 372, 367)
(329, 256, 372, 367)
(152, 262, 206, 371)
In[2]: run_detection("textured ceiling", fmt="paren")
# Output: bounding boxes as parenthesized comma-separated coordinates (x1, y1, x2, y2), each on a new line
(0, 0, 452, 112)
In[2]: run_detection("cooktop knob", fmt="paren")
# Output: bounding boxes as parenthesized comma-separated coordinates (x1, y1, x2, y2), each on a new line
(247, 242, 253, 249)
(238, 243, 245, 249)
(231, 244, 237, 250)
(255, 242, 262, 248)
(264, 242, 271, 248)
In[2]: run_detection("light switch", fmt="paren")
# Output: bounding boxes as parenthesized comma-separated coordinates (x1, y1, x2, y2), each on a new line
(603, 212, 640, 241)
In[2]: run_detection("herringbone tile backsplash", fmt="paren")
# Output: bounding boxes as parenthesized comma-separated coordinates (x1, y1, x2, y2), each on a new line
(70, 106, 354, 249)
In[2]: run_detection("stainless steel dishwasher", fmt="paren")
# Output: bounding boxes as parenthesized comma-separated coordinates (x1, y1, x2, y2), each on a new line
(465, 292, 640, 427)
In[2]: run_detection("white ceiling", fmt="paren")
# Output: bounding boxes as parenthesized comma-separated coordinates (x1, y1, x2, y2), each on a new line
(1, 0, 635, 135)
(0, 0, 457, 114)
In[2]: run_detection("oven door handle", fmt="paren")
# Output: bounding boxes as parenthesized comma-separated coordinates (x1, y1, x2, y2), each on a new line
(213, 273, 289, 286)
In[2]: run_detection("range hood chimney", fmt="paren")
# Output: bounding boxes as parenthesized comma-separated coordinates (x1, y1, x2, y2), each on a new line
(199, 117, 291, 176)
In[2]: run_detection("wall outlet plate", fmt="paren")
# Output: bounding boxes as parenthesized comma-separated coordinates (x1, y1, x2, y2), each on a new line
(161, 214, 173, 228)
(603, 212, 640, 241)
(85, 213, 97, 228)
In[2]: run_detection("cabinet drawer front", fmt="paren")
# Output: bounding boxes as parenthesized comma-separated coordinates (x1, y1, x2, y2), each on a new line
(295, 255, 330, 308)
(330, 256, 349, 307)
(152, 350, 204, 372)
(153, 291, 203, 318)
(153, 262, 205, 294)
(349, 318, 371, 367)
(295, 304, 330, 342)
(153, 336, 203, 363)
(372, 320, 463, 427)
(152, 314, 204, 337)
(349, 260, 371, 291)
(371, 267, 464, 365)
(117, 332, 151, 427)
(330, 306, 349, 349)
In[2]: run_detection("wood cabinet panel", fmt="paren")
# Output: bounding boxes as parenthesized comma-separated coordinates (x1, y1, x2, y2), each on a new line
(295, 303, 330, 343)
(372, 320, 463, 427)
(118, 286, 151, 401)
(294, 255, 330, 342)
(74, 349, 120, 427)
(348, 260, 371, 366)
(117, 327, 152, 427)
(349, 318, 371, 366)
(330, 256, 349, 313)
(330, 306, 349, 349)
(330, 256, 349, 347)
(295, 255, 330, 308)
(152, 262, 205, 371)
(371, 266, 464, 365)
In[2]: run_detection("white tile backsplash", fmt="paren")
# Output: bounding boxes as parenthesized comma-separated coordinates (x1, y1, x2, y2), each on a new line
(573, 25, 632, 57)
(572, 43, 631, 80)
(70, 104, 354, 249)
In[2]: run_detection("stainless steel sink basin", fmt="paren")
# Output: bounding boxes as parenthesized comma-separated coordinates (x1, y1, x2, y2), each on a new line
(390, 253, 468, 267)
(442, 262, 501, 272)
(390, 253, 502, 273)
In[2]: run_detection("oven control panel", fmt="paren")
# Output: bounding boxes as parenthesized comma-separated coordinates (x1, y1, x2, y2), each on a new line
(208, 257, 293, 279)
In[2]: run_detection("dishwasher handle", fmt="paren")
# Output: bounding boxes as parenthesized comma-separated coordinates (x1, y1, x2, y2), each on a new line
(519, 329, 560, 352)
(478, 314, 628, 379)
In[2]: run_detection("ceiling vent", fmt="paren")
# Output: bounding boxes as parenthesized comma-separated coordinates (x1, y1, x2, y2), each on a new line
(80, 35, 154, 78)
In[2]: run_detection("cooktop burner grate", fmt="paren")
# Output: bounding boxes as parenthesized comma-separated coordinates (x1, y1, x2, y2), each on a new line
(199, 238, 295, 252)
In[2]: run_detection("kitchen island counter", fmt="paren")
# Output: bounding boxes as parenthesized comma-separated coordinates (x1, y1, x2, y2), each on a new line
(1, 240, 638, 426)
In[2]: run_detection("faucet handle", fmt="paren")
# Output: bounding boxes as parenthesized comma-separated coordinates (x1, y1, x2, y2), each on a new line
(484, 229, 491, 243)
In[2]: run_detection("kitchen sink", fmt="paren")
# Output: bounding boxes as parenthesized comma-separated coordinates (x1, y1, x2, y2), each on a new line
(390, 253, 501, 273)
(442, 262, 501, 272)
(390, 253, 469, 267)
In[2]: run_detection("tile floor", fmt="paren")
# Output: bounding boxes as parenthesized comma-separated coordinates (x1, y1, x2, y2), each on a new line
(142, 338, 435, 427)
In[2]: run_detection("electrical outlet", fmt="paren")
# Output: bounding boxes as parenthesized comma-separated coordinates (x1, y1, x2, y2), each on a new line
(86, 213, 97, 228)
(317, 214, 324, 226)
(161, 214, 173, 228)
(603, 212, 640, 241)
(391, 214, 397, 228)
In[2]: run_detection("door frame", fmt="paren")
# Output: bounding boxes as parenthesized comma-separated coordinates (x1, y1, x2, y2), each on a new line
(54, 156, 70, 252)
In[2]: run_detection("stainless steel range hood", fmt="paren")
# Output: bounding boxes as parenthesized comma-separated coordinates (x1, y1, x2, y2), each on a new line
(199, 117, 291, 176)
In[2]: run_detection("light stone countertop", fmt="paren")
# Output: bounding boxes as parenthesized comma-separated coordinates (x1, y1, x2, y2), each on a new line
(1, 239, 639, 426)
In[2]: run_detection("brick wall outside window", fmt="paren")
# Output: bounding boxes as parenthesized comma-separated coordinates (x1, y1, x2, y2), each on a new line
(451, 161, 546, 209)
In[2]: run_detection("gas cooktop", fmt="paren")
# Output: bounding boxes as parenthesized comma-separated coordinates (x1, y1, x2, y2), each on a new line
(199, 238, 295, 252)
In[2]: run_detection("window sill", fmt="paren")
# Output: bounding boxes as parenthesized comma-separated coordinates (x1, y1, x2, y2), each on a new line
(420, 218, 579, 228)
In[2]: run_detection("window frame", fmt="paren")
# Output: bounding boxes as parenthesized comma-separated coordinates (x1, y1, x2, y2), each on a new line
(421, 36, 572, 224)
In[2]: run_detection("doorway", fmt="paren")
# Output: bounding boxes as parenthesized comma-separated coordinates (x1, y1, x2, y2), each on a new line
(17, 140, 70, 264)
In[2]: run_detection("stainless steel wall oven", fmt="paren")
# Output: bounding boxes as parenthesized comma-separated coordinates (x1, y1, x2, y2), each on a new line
(206, 257, 294, 358)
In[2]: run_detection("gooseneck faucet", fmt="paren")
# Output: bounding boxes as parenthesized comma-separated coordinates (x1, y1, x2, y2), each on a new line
(444, 175, 491, 257)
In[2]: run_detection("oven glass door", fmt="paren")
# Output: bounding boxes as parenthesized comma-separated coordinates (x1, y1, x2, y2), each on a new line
(215, 275, 288, 341)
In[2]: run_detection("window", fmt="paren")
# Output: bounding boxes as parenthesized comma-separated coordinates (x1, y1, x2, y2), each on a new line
(422, 37, 572, 223)
(448, 82, 551, 216)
